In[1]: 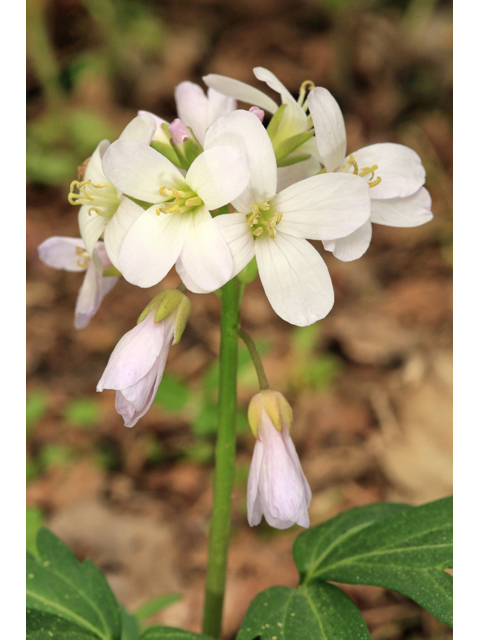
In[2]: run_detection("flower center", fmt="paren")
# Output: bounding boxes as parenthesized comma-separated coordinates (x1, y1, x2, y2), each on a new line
(155, 186, 204, 215)
(68, 180, 120, 217)
(247, 203, 282, 239)
(338, 154, 382, 189)
(75, 246, 91, 269)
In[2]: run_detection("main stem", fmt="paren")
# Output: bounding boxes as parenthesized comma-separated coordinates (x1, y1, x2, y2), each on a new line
(202, 276, 240, 638)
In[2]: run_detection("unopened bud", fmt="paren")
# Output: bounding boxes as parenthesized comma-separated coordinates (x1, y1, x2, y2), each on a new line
(168, 118, 190, 145)
(249, 106, 265, 123)
(248, 390, 293, 438)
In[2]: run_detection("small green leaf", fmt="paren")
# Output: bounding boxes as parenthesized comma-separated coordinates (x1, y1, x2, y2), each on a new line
(294, 498, 453, 627)
(27, 529, 122, 640)
(121, 607, 140, 640)
(140, 628, 215, 640)
(135, 594, 182, 621)
(154, 374, 189, 413)
(236, 583, 370, 640)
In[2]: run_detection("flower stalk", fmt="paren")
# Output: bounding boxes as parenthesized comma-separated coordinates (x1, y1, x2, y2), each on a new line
(238, 327, 270, 391)
(202, 272, 241, 638)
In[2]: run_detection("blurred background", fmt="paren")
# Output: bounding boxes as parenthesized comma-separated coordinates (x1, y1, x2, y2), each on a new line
(26, 0, 452, 637)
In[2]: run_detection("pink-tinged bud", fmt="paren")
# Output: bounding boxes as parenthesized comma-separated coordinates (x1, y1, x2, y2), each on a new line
(168, 118, 190, 145)
(97, 302, 186, 428)
(247, 391, 311, 529)
(249, 106, 265, 123)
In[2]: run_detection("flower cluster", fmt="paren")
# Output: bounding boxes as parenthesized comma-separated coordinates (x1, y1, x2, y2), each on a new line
(38, 68, 432, 529)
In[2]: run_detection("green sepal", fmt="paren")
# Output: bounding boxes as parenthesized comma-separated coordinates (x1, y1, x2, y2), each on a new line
(277, 153, 312, 168)
(172, 297, 191, 344)
(274, 130, 314, 163)
(150, 140, 182, 167)
(237, 257, 258, 284)
(137, 290, 182, 325)
(103, 266, 122, 277)
(266, 103, 287, 142)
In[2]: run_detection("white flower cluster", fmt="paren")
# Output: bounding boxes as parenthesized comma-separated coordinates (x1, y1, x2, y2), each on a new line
(38, 68, 433, 529)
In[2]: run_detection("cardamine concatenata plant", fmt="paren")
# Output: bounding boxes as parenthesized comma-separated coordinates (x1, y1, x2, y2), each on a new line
(30, 68, 452, 640)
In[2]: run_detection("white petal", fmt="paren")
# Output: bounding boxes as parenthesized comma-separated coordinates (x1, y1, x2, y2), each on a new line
(85, 140, 110, 184)
(370, 187, 433, 227)
(214, 212, 255, 276)
(103, 197, 145, 270)
(186, 146, 250, 211)
(247, 440, 265, 526)
(255, 233, 334, 326)
(175, 257, 209, 294)
(118, 206, 191, 288)
(38, 237, 87, 272)
(204, 110, 277, 209)
(254, 67, 308, 135)
(273, 173, 371, 240)
(175, 81, 210, 145)
(323, 220, 373, 262)
(203, 74, 278, 114)
(119, 113, 157, 145)
(351, 143, 426, 199)
(207, 88, 236, 121)
(74, 264, 103, 329)
(78, 205, 109, 257)
(102, 138, 184, 203)
(97, 314, 165, 391)
(308, 87, 347, 173)
(277, 156, 321, 192)
(179, 206, 234, 292)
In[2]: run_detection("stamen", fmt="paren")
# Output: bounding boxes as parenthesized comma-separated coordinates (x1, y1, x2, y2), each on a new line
(275, 213, 283, 224)
(298, 80, 315, 111)
(359, 164, 378, 180)
(156, 205, 166, 215)
(75, 246, 90, 269)
(348, 154, 359, 175)
(68, 179, 107, 206)
(172, 189, 184, 198)
(253, 228, 264, 237)
(259, 203, 270, 211)
(88, 206, 107, 217)
(368, 177, 382, 188)
(268, 227, 277, 238)
(168, 204, 181, 213)
(185, 196, 203, 207)
(248, 212, 259, 227)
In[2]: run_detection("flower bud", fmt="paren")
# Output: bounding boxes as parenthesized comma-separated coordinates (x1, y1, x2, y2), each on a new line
(247, 391, 310, 529)
(249, 106, 265, 123)
(168, 118, 190, 145)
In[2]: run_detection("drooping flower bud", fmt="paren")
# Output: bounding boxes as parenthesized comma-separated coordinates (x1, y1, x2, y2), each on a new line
(168, 118, 190, 145)
(97, 289, 190, 427)
(247, 391, 311, 530)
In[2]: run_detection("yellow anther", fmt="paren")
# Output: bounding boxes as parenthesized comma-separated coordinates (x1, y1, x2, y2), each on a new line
(359, 164, 378, 180)
(348, 154, 359, 175)
(172, 189, 183, 198)
(253, 227, 264, 237)
(299, 80, 315, 93)
(251, 204, 260, 215)
(248, 212, 259, 227)
(75, 246, 90, 269)
(168, 204, 180, 213)
(156, 205, 166, 215)
(275, 213, 283, 224)
(298, 80, 315, 111)
(259, 203, 270, 211)
(368, 177, 382, 188)
(159, 186, 172, 197)
(268, 227, 277, 239)
(68, 179, 107, 206)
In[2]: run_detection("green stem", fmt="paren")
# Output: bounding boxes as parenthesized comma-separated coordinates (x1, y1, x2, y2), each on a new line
(202, 275, 240, 638)
(238, 328, 270, 391)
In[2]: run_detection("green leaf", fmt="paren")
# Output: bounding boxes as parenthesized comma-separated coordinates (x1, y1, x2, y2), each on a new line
(154, 374, 189, 413)
(26, 609, 96, 639)
(27, 529, 122, 640)
(26, 507, 45, 556)
(236, 583, 370, 639)
(140, 628, 216, 640)
(121, 607, 140, 640)
(135, 594, 182, 621)
(294, 498, 453, 627)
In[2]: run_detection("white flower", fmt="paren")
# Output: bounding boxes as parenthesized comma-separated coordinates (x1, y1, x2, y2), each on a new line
(247, 391, 311, 529)
(199, 110, 370, 326)
(38, 237, 118, 329)
(203, 67, 321, 187)
(308, 87, 433, 261)
(70, 114, 157, 267)
(175, 81, 236, 146)
(97, 292, 189, 428)
(101, 135, 250, 292)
